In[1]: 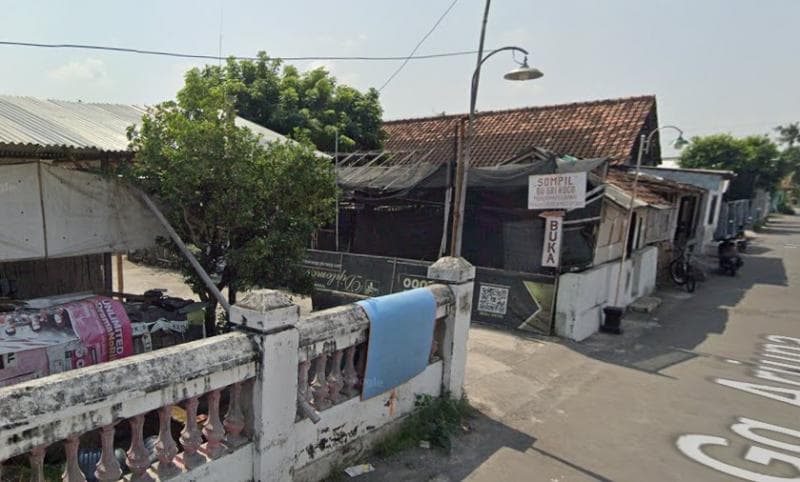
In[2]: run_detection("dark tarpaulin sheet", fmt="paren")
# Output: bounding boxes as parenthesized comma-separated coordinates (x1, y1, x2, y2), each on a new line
(337, 156, 607, 198)
(304, 250, 557, 335)
(349, 206, 444, 262)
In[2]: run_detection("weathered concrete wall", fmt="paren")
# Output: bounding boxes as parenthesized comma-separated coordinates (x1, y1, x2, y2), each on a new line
(292, 257, 473, 478)
(556, 246, 658, 341)
(293, 362, 443, 469)
(0, 257, 474, 482)
(0, 332, 257, 459)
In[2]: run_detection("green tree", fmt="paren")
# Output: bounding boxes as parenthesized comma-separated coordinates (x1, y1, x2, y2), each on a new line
(198, 52, 385, 152)
(123, 68, 336, 334)
(679, 133, 786, 189)
(775, 122, 800, 147)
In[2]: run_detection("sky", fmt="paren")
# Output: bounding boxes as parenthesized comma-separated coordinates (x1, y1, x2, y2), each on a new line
(1, 0, 798, 157)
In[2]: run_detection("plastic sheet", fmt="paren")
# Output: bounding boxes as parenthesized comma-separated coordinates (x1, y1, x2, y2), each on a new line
(0, 162, 166, 261)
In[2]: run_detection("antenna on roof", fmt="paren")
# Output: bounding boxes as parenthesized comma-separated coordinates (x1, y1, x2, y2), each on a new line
(217, 2, 224, 67)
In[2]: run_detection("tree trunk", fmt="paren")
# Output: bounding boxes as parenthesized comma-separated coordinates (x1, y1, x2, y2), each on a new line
(204, 298, 218, 336)
(228, 282, 237, 306)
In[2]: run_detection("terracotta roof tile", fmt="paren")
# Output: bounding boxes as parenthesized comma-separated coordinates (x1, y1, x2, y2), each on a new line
(384, 96, 658, 167)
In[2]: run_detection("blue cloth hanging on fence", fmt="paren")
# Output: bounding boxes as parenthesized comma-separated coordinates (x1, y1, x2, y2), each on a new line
(357, 288, 437, 400)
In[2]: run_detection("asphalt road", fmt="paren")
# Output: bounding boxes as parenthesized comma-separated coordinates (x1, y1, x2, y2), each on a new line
(360, 214, 800, 481)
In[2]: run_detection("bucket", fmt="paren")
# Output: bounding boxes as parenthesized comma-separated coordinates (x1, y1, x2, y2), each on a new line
(601, 306, 624, 335)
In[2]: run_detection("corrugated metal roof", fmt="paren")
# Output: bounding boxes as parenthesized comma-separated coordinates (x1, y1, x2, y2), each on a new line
(0, 96, 146, 153)
(0, 95, 296, 156)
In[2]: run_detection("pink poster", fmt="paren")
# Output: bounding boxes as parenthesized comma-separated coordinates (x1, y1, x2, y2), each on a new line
(62, 296, 134, 362)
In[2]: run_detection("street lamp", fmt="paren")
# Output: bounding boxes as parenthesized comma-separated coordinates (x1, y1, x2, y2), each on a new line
(604, 125, 688, 333)
(503, 56, 544, 81)
(450, 0, 543, 256)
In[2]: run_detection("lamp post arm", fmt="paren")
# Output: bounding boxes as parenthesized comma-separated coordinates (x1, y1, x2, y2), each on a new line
(470, 46, 530, 114)
(611, 124, 684, 306)
(643, 125, 685, 153)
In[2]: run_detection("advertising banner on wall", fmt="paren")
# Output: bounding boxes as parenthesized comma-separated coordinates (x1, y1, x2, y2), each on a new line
(305, 250, 557, 335)
(528, 172, 587, 210)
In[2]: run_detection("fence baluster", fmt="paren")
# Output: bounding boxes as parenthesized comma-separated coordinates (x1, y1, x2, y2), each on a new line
(355, 343, 368, 390)
(311, 354, 332, 410)
(179, 396, 205, 469)
(430, 338, 439, 362)
(297, 360, 312, 420)
(223, 383, 246, 447)
(95, 425, 121, 482)
(127, 414, 153, 482)
(155, 405, 180, 477)
(327, 350, 345, 404)
(342, 346, 359, 397)
(202, 389, 226, 459)
(29, 445, 47, 482)
(63, 435, 87, 482)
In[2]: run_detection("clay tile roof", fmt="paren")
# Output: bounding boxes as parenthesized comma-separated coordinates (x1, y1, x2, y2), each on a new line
(383, 95, 658, 167)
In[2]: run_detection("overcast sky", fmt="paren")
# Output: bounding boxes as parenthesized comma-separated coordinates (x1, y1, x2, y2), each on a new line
(1, 0, 798, 156)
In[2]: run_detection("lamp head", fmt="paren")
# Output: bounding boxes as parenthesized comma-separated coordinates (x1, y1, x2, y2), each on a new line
(673, 135, 689, 150)
(503, 56, 543, 81)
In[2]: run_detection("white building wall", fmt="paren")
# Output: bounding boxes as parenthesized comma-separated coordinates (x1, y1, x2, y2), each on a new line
(555, 246, 658, 341)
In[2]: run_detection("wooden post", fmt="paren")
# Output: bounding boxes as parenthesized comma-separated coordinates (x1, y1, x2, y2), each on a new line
(116, 254, 124, 297)
(102, 253, 113, 294)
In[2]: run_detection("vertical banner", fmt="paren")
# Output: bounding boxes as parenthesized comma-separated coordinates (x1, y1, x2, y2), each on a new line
(540, 212, 564, 268)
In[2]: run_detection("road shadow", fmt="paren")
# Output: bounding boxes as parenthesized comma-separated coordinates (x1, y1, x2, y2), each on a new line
(758, 226, 800, 236)
(355, 410, 611, 481)
(559, 216, 792, 375)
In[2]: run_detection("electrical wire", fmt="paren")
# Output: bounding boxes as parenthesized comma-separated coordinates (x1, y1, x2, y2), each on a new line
(0, 40, 480, 62)
(378, 0, 461, 92)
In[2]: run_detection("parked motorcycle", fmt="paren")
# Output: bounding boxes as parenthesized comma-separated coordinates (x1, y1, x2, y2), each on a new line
(670, 248, 699, 293)
(718, 239, 744, 276)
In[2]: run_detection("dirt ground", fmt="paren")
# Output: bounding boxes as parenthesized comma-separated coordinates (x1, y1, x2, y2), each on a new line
(117, 256, 313, 313)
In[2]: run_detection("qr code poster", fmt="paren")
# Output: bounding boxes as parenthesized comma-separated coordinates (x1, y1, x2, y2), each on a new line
(477, 283, 510, 316)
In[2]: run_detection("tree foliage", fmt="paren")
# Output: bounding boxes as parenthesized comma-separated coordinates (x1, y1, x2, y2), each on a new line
(195, 52, 385, 152)
(122, 68, 336, 332)
(679, 133, 787, 189)
(775, 122, 800, 148)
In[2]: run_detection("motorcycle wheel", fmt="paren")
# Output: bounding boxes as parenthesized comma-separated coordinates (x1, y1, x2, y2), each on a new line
(670, 259, 688, 285)
(686, 277, 697, 293)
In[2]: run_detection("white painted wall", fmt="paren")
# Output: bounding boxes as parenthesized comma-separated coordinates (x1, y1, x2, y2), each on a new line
(555, 246, 658, 341)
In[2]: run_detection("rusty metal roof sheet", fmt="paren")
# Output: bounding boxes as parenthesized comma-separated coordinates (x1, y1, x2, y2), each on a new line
(606, 169, 704, 209)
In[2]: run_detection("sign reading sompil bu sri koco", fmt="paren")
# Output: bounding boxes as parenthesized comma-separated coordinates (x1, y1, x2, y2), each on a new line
(528, 172, 587, 210)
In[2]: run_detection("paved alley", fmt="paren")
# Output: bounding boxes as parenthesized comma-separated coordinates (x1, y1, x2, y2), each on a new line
(362, 214, 800, 481)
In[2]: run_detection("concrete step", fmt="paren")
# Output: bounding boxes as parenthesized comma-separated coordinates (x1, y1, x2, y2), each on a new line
(629, 296, 662, 313)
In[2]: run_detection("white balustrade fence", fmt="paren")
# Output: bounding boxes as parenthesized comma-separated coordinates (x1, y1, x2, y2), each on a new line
(0, 257, 474, 482)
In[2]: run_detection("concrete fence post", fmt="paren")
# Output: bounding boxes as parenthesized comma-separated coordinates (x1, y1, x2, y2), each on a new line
(427, 256, 475, 399)
(229, 290, 300, 482)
